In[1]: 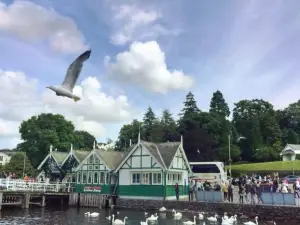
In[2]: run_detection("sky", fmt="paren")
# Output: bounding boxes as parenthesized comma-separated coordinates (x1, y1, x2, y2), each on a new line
(0, 0, 300, 148)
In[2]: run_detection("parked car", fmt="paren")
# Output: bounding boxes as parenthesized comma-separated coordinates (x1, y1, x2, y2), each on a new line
(281, 175, 299, 183)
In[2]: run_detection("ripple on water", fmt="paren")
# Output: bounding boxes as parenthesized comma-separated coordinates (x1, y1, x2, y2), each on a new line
(0, 207, 297, 225)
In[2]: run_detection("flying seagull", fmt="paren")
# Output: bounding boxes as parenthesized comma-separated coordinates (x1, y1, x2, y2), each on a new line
(46, 49, 92, 102)
(237, 136, 246, 142)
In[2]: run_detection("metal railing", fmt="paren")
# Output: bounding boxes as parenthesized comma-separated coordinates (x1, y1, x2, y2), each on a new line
(195, 191, 222, 202)
(0, 179, 73, 193)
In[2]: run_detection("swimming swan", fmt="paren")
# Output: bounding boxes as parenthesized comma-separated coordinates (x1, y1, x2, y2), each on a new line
(183, 216, 197, 225)
(112, 215, 128, 225)
(207, 214, 218, 222)
(159, 207, 166, 212)
(85, 212, 99, 217)
(244, 216, 258, 225)
(172, 209, 182, 219)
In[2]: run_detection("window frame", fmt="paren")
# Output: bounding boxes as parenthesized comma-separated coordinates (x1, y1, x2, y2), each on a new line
(152, 172, 162, 185)
(141, 172, 150, 185)
(87, 171, 93, 184)
(81, 171, 87, 184)
(77, 171, 81, 184)
(131, 173, 141, 185)
(93, 171, 99, 184)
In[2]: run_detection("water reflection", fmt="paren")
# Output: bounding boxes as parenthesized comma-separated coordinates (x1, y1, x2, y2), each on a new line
(0, 207, 296, 225)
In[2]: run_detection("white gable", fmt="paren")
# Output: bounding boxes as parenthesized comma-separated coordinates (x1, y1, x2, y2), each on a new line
(170, 148, 188, 170)
(120, 145, 163, 169)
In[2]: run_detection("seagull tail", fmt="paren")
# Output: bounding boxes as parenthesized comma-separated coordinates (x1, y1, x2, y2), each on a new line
(73, 96, 81, 102)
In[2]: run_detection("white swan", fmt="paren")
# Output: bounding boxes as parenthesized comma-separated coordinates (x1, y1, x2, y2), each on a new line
(183, 216, 197, 225)
(147, 214, 158, 221)
(145, 212, 148, 216)
(85, 212, 100, 217)
(223, 212, 229, 220)
(112, 215, 128, 225)
(222, 217, 231, 225)
(244, 216, 258, 225)
(141, 219, 148, 225)
(207, 214, 218, 222)
(227, 215, 237, 223)
(172, 209, 183, 219)
(198, 213, 204, 220)
(159, 207, 166, 212)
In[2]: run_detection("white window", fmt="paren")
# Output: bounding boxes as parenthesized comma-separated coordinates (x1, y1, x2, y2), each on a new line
(132, 173, 141, 184)
(167, 173, 172, 185)
(178, 173, 182, 183)
(94, 156, 100, 164)
(152, 173, 162, 185)
(141, 173, 149, 184)
(89, 155, 94, 164)
(106, 173, 110, 184)
(77, 171, 81, 183)
(0, 156, 3, 161)
(93, 171, 99, 184)
(100, 172, 105, 184)
(82, 171, 87, 183)
(87, 171, 92, 184)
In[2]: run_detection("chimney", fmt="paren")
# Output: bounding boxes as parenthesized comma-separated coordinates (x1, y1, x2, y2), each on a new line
(130, 139, 132, 146)
(49, 145, 53, 153)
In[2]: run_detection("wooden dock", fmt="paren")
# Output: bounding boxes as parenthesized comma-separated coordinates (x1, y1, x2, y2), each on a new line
(0, 180, 115, 210)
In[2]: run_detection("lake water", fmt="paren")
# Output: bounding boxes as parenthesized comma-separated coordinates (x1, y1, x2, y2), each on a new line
(0, 207, 296, 225)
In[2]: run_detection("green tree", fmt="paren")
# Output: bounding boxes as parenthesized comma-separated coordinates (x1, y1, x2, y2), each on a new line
(179, 92, 200, 119)
(209, 90, 230, 117)
(74, 130, 96, 150)
(5, 152, 36, 177)
(161, 109, 178, 142)
(115, 119, 142, 151)
(142, 107, 157, 141)
(17, 113, 77, 168)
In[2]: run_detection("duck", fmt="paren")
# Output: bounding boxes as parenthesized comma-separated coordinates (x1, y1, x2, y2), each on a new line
(207, 214, 218, 222)
(172, 209, 183, 219)
(141, 219, 148, 225)
(84, 212, 100, 217)
(147, 214, 158, 221)
(159, 207, 166, 212)
(112, 215, 128, 225)
(183, 216, 197, 225)
(244, 216, 258, 225)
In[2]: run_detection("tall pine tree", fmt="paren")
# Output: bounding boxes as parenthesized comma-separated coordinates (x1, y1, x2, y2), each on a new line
(179, 92, 200, 119)
(143, 107, 157, 141)
(161, 109, 178, 142)
(209, 90, 230, 117)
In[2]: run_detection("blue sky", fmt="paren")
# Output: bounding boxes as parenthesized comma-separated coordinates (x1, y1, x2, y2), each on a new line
(0, 0, 300, 148)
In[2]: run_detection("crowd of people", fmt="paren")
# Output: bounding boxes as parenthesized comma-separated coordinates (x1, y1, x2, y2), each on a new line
(186, 172, 300, 204)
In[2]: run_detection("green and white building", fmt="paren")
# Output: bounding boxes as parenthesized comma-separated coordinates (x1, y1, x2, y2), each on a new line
(114, 134, 191, 200)
(74, 149, 124, 194)
(37, 145, 90, 181)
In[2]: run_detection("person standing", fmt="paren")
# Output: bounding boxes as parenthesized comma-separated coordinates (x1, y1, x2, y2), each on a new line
(222, 182, 228, 202)
(188, 180, 195, 201)
(228, 183, 234, 202)
(174, 183, 179, 200)
(238, 184, 245, 203)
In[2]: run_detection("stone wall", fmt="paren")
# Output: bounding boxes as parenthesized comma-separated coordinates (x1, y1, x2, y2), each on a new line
(116, 198, 300, 222)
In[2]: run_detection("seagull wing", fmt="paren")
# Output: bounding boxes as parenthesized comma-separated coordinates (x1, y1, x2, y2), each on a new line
(61, 49, 91, 91)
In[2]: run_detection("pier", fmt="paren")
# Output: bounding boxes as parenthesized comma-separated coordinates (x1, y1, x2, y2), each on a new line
(0, 180, 114, 210)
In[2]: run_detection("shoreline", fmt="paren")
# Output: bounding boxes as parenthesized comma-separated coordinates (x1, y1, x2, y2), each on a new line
(116, 198, 300, 222)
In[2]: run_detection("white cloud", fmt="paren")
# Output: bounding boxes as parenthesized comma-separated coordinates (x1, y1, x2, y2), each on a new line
(110, 4, 180, 45)
(0, 0, 87, 54)
(0, 69, 134, 148)
(106, 41, 194, 94)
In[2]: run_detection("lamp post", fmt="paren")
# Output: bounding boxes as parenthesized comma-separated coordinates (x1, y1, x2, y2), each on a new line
(22, 152, 26, 178)
(228, 134, 232, 177)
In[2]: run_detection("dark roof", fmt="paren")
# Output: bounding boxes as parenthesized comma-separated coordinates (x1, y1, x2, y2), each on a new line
(141, 141, 180, 169)
(0, 149, 16, 156)
(95, 149, 126, 170)
(157, 142, 181, 168)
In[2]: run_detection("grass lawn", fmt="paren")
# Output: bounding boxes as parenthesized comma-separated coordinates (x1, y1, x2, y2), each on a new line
(228, 160, 300, 171)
